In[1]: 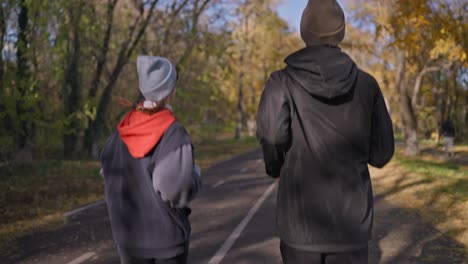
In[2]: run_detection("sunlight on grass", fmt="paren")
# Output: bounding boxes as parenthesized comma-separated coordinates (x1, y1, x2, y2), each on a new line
(397, 158, 466, 179)
(395, 149, 468, 201)
(435, 179, 468, 201)
(375, 145, 468, 246)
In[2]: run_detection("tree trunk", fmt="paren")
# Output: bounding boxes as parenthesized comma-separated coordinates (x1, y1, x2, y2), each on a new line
(412, 67, 428, 108)
(63, 4, 83, 158)
(15, 0, 34, 154)
(84, 0, 159, 157)
(412, 64, 451, 108)
(0, 4, 5, 92)
(88, 0, 118, 99)
(84, 57, 127, 158)
(246, 15, 256, 136)
(396, 52, 419, 155)
(432, 80, 443, 144)
(464, 86, 468, 141)
(245, 15, 255, 108)
(235, 48, 245, 140)
(449, 71, 458, 121)
(176, 0, 212, 66)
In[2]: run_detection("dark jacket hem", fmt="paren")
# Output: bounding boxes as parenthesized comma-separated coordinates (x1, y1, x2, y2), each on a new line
(118, 241, 188, 259)
(282, 239, 368, 253)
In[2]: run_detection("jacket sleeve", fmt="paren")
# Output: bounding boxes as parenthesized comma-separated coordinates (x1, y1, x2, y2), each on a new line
(369, 84, 395, 168)
(256, 73, 291, 178)
(152, 144, 202, 208)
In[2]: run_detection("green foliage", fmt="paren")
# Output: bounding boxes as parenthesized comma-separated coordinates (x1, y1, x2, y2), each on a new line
(0, 0, 302, 160)
(0, 136, 15, 161)
(0, 160, 102, 224)
(0, 159, 102, 255)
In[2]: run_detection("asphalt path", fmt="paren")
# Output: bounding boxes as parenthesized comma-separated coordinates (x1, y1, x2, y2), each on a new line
(4, 149, 467, 264)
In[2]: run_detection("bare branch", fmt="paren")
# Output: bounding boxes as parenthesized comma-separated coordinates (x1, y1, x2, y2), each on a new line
(412, 62, 453, 107)
(177, 0, 213, 66)
(126, 0, 160, 59)
(88, 0, 119, 98)
(161, 0, 191, 46)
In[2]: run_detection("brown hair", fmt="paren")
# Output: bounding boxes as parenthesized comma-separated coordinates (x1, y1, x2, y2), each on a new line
(135, 96, 171, 115)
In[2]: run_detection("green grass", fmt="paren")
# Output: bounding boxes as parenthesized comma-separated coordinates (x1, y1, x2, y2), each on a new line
(395, 151, 468, 200)
(0, 135, 259, 255)
(396, 158, 466, 179)
(0, 161, 103, 225)
(194, 136, 259, 170)
(394, 132, 404, 142)
(0, 160, 103, 254)
(375, 145, 468, 246)
(435, 179, 468, 201)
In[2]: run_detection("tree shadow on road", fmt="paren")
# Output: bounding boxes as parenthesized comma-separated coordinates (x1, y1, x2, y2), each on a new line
(370, 159, 467, 264)
(370, 203, 467, 264)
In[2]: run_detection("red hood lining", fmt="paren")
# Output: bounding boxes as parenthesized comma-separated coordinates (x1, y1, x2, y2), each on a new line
(117, 108, 176, 158)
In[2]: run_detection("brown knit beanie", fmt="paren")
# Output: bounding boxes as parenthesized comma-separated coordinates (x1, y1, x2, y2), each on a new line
(300, 0, 346, 46)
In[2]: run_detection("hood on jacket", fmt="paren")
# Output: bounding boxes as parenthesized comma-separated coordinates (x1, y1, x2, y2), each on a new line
(117, 108, 176, 158)
(285, 45, 358, 99)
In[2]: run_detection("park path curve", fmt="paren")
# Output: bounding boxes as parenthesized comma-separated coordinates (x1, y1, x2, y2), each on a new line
(3, 149, 467, 264)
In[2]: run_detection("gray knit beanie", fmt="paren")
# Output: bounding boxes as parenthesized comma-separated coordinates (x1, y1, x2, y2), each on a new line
(300, 0, 346, 46)
(137, 56, 177, 102)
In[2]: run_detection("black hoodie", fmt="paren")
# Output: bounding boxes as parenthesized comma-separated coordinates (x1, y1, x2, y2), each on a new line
(256, 45, 394, 252)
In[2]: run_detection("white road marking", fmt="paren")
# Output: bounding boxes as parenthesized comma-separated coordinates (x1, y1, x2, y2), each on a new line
(240, 167, 248, 173)
(66, 252, 96, 264)
(211, 180, 226, 188)
(208, 181, 277, 264)
(63, 200, 106, 218)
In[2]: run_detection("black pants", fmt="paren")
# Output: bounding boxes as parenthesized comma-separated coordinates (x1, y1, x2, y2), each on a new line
(280, 241, 368, 264)
(120, 249, 188, 264)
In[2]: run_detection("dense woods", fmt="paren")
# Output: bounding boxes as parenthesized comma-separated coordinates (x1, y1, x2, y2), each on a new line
(0, 0, 466, 161)
(346, 0, 467, 155)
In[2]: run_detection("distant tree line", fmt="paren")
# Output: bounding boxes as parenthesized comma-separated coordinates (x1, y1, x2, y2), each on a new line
(2, 0, 465, 162)
(0, 0, 301, 161)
